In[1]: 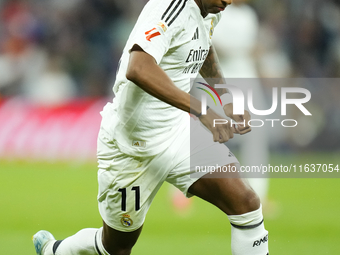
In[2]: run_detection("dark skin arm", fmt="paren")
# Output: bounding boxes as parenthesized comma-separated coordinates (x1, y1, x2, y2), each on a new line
(126, 44, 200, 116)
(199, 45, 228, 95)
(199, 45, 251, 135)
(126, 44, 235, 143)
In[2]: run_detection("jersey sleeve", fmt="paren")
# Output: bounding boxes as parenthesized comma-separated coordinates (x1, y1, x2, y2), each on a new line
(129, 0, 184, 64)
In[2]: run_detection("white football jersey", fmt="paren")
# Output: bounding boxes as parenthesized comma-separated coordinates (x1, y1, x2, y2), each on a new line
(104, 0, 221, 156)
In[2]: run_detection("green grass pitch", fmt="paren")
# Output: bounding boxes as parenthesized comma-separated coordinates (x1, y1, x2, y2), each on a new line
(0, 152, 339, 254)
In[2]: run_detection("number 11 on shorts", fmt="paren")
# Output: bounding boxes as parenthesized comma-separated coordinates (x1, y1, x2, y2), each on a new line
(118, 186, 140, 211)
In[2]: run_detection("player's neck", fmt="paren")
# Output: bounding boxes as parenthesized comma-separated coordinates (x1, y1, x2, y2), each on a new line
(194, 0, 208, 17)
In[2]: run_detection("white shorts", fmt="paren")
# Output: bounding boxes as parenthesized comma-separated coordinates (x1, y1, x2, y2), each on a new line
(97, 116, 239, 232)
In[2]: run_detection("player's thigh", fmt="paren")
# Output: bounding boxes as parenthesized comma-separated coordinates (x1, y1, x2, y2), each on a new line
(166, 118, 243, 201)
(166, 118, 260, 215)
(97, 129, 171, 234)
(188, 164, 260, 215)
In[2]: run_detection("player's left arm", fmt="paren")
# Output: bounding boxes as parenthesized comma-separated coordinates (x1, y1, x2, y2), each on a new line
(199, 45, 227, 96)
(199, 45, 251, 135)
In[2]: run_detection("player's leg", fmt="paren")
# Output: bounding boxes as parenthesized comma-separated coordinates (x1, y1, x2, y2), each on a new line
(166, 117, 269, 255)
(188, 165, 269, 255)
(33, 224, 142, 255)
(101, 221, 143, 255)
(33, 228, 107, 255)
(93, 129, 171, 254)
(238, 81, 270, 203)
(167, 161, 268, 255)
(33, 127, 171, 255)
(188, 164, 259, 214)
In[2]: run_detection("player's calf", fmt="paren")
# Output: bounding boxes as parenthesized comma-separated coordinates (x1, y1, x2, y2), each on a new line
(101, 221, 143, 255)
(188, 164, 269, 255)
(228, 205, 269, 255)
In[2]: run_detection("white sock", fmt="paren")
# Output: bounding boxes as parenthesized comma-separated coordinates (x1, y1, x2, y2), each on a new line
(227, 205, 269, 255)
(49, 228, 110, 255)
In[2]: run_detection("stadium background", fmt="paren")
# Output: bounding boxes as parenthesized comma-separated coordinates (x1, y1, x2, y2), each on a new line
(0, 0, 339, 254)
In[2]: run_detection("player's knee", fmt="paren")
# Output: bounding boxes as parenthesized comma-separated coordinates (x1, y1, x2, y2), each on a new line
(233, 188, 260, 215)
(243, 188, 261, 212)
(225, 187, 260, 215)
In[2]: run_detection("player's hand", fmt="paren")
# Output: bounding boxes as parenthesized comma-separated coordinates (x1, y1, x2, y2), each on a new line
(223, 103, 251, 135)
(198, 107, 236, 143)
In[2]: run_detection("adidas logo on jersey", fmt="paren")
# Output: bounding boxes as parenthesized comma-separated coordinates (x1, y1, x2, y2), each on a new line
(192, 27, 199, 40)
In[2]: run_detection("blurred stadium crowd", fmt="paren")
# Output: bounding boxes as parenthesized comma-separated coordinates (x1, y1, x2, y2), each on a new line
(0, 0, 339, 152)
(0, 0, 149, 102)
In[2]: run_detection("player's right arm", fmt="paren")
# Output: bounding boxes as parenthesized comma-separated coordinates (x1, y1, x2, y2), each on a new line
(126, 44, 235, 143)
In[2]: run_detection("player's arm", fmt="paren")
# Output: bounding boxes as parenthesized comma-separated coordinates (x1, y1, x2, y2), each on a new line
(126, 44, 234, 143)
(127, 44, 200, 116)
(199, 45, 228, 96)
(199, 45, 251, 135)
